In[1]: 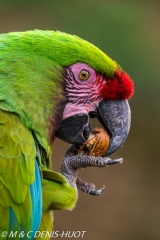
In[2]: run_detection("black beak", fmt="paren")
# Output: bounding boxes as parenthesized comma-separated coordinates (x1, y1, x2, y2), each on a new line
(97, 100, 131, 156)
(55, 100, 131, 156)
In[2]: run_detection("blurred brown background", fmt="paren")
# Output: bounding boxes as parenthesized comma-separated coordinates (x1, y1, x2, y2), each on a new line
(0, 0, 160, 239)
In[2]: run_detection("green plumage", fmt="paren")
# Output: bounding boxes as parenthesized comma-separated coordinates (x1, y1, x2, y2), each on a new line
(0, 109, 77, 240)
(0, 109, 35, 236)
(0, 45, 64, 155)
(0, 30, 118, 75)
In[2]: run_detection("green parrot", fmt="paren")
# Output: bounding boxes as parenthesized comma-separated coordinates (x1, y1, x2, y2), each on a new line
(0, 30, 134, 239)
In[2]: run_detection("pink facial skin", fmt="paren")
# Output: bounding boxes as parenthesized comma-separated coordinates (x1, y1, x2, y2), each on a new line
(70, 63, 96, 84)
(63, 63, 102, 120)
(62, 62, 134, 121)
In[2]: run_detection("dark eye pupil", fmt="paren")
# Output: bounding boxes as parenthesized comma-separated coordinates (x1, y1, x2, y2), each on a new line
(79, 69, 90, 80)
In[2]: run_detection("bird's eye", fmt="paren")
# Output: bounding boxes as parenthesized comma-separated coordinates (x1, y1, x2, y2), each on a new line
(79, 69, 90, 81)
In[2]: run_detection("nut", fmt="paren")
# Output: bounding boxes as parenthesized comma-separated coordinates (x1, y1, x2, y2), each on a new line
(79, 127, 110, 157)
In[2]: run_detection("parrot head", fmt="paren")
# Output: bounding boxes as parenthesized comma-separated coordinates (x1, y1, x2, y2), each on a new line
(0, 30, 134, 157)
(54, 33, 134, 156)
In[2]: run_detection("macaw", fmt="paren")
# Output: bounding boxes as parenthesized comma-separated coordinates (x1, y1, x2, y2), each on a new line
(0, 30, 134, 239)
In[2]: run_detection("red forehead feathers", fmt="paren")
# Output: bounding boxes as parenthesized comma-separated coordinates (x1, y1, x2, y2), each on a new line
(98, 70, 134, 100)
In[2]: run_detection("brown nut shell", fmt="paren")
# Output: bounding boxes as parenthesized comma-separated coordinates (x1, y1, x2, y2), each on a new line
(79, 127, 110, 157)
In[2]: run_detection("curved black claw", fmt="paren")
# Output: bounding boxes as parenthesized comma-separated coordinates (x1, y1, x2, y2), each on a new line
(88, 185, 105, 196)
(106, 158, 123, 165)
(76, 177, 105, 196)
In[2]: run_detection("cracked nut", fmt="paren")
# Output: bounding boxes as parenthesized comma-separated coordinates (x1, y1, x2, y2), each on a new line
(79, 127, 110, 157)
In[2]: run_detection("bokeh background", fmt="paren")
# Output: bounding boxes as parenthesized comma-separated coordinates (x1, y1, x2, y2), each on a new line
(1, 0, 160, 239)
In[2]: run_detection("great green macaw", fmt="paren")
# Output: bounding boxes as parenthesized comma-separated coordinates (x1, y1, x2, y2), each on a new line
(0, 30, 134, 239)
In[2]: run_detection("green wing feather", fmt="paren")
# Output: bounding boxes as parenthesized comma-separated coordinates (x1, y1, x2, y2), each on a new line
(0, 109, 77, 239)
(41, 167, 77, 211)
(0, 109, 36, 238)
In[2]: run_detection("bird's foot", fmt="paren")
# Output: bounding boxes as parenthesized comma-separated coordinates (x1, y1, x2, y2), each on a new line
(76, 177, 105, 196)
(61, 144, 123, 195)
